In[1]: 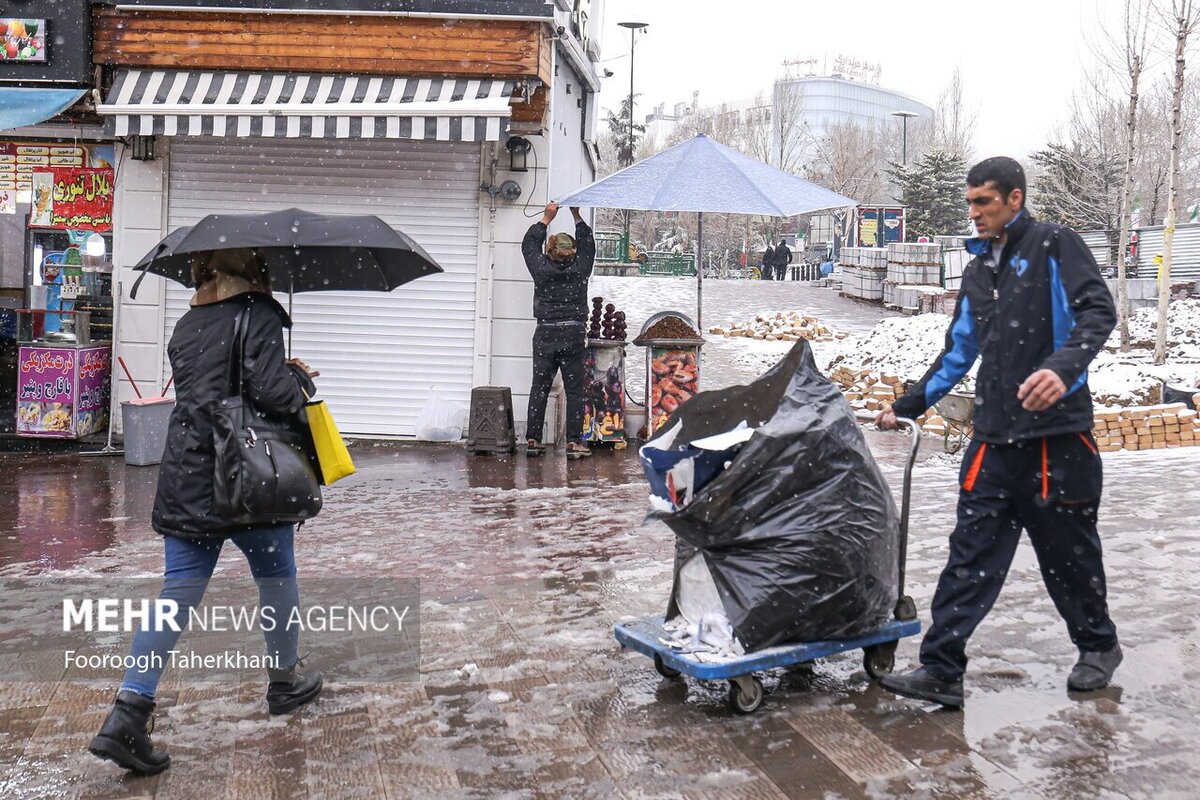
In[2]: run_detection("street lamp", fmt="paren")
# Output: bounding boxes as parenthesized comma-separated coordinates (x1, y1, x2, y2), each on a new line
(891, 110, 918, 166)
(618, 21, 648, 260)
(617, 22, 648, 166)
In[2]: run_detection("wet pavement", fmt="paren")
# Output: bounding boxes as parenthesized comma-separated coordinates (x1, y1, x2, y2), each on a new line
(0, 283, 1198, 799)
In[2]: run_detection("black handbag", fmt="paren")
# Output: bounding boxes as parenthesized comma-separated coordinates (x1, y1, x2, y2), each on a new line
(209, 306, 322, 525)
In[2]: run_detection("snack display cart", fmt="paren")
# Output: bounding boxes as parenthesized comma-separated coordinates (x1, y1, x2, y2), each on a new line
(633, 312, 704, 435)
(581, 297, 630, 447)
(16, 311, 111, 438)
(581, 339, 627, 447)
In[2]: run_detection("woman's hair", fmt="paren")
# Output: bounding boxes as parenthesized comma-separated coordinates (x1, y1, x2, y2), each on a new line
(190, 249, 271, 291)
(190, 253, 217, 287)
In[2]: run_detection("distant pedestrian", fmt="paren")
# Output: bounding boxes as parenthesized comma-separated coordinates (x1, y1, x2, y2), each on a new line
(90, 249, 323, 775)
(760, 242, 775, 280)
(774, 238, 792, 281)
(876, 157, 1120, 707)
(522, 202, 595, 459)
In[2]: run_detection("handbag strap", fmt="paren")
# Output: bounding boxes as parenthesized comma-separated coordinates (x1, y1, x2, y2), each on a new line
(226, 305, 252, 398)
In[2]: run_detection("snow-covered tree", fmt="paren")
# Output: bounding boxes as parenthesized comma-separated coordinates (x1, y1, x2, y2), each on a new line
(887, 149, 969, 239)
(1030, 140, 1123, 232)
(605, 95, 646, 168)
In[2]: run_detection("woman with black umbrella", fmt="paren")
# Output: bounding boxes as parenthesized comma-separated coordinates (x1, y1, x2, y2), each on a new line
(89, 249, 323, 775)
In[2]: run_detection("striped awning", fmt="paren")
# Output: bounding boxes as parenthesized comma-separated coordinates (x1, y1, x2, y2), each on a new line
(99, 70, 517, 142)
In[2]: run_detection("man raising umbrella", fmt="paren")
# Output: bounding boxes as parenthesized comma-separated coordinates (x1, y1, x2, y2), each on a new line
(522, 203, 595, 459)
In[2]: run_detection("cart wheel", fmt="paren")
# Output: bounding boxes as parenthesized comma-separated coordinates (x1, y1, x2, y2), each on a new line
(653, 654, 681, 679)
(727, 676, 764, 714)
(863, 641, 898, 681)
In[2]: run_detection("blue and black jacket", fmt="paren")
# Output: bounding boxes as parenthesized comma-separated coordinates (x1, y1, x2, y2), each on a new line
(891, 211, 1116, 443)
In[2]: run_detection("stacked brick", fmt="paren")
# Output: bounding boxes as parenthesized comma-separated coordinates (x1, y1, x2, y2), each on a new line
(1092, 401, 1200, 452)
(708, 312, 848, 342)
(829, 366, 964, 434)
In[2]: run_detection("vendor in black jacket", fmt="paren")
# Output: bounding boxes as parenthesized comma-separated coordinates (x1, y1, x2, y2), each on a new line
(876, 156, 1121, 707)
(522, 202, 595, 459)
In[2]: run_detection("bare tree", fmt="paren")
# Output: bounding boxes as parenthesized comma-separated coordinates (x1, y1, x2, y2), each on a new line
(804, 120, 887, 204)
(771, 64, 815, 175)
(933, 67, 976, 159)
(1154, 0, 1200, 364)
(1093, 0, 1157, 351)
(1031, 84, 1126, 234)
(1136, 79, 1175, 224)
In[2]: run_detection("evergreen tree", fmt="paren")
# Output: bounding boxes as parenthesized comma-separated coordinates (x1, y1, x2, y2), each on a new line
(1030, 141, 1122, 232)
(887, 149, 969, 240)
(605, 96, 646, 167)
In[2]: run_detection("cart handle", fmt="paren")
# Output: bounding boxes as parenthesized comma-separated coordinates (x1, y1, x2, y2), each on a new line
(854, 412, 920, 609)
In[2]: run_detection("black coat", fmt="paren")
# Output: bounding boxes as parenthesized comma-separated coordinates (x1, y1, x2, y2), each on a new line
(152, 292, 315, 539)
(522, 220, 595, 323)
(892, 212, 1115, 442)
(773, 244, 793, 266)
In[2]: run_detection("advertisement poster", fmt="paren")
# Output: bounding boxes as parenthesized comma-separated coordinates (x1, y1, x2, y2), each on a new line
(0, 142, 88, 203)
(28, 168, 115, 232)
(76, 348, 111, 436)
(17, 346, 76, 437)
(0, 19, 46, 63)
(857, 208, 905, 246)
(649, 346, 698, 432)
(0, 186, 13, 215)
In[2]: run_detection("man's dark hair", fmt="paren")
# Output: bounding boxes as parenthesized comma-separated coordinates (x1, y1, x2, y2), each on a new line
(967, 157, 1026, 206)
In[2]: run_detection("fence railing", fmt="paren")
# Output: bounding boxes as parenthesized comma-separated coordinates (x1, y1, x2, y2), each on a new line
(640, 252, 697, 276)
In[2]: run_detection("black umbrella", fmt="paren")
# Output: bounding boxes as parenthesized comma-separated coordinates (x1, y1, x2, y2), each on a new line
(133, 207, 442, 291)
(131, 207, 443, 351)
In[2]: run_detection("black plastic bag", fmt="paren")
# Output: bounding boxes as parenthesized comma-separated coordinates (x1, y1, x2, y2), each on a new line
(649, 340, 898, 652)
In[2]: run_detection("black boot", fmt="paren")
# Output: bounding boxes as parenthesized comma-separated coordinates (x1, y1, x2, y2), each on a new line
(89, 690, 170, 775)
(267, 658, 323, 715)
(1068, 643, 1123, 691)
(877, 667, 964, 708)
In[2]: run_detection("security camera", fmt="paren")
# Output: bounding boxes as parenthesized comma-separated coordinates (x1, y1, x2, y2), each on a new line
(603, 69, 614, 78)
(556, 25, 565, 36)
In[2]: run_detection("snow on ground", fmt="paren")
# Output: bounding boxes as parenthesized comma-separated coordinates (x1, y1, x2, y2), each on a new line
(1114, 298, 1200, 357)
(818, 299, 1200, 408)
(822, 313, 976, 389)
(589, 275, 1198, 411)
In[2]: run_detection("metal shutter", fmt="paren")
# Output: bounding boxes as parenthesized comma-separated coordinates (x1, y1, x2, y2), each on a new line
(164, 138, 480, 437)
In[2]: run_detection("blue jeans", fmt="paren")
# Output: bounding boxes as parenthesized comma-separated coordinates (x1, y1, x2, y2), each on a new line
(121, 525, 300, 700)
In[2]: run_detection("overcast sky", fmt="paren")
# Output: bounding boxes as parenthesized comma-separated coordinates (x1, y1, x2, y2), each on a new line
(595, 0, 1158, 164)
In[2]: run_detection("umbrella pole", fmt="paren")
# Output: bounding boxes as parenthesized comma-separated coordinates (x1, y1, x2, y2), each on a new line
(696, 211, 704, 330)
(288, 275, 294, 358)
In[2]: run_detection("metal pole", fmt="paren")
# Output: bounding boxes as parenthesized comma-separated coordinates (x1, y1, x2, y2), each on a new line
(697, 211, 704, 330)
(288, 274, 294, 357)
(901, 117, 908, 165)
(624, 30, 635, 255)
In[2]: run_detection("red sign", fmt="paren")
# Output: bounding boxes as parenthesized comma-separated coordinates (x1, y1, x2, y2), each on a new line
(29, 168, 114, 232)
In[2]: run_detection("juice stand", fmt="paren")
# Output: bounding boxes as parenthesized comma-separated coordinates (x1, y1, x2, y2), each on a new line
(16, 315, 111, 438)
(16, 164, 115, 439)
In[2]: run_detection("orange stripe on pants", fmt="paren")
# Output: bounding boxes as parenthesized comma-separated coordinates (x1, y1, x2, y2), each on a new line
(1041, 438, 1049, 500)
(962, 443, 988, 492)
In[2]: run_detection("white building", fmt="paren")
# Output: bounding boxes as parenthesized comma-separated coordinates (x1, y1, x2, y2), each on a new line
(87, 0, 606, 440)
(771, 75, 933, 169)
(643, 93, 698, 151)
